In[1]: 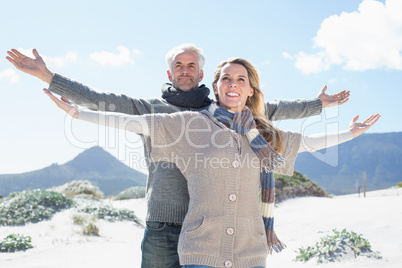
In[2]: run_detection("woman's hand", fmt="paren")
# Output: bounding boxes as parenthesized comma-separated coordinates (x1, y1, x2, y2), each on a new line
(349, 114, 381, 138)
(43, 88, 79, 119)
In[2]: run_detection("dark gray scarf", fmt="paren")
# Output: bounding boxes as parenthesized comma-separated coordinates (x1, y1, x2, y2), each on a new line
(161, 83, 213, 109)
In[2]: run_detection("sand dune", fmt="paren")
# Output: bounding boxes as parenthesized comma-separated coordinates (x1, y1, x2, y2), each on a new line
(1, 188, 401, 268)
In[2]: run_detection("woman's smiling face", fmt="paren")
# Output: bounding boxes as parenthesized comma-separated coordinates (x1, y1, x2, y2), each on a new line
(214, 63, 254, 112)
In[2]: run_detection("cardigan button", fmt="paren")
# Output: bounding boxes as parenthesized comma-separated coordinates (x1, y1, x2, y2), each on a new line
(228, 194, 237, 201)
(224, 260, 233, 267)
(232, 160, 240, 168)
(226, 227, 235, 235)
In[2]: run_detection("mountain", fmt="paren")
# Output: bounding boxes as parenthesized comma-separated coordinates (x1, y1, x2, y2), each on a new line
(0, 147, 146, 197)
(2, 132, 401, 197)
(294, 132, 402, 195)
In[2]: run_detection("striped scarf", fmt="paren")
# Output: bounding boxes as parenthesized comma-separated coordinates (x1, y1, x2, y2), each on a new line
(208, 102, 286, 254)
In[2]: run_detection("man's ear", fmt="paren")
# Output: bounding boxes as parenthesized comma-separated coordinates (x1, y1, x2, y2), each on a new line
(167, 70, 172, 82)
(199, 70, 204, 82)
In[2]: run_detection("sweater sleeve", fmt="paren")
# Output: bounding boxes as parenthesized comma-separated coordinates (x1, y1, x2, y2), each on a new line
(273, 129, 353, 176)
(78, 110, 149, 135)
(298, 130, 353, 153)
(49, 73, 142, 115)
(265, 98, 322, 121)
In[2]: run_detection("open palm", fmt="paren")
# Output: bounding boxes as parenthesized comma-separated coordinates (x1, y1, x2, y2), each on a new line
(6, 49, 47, 78)
(349, 114, 381, 138)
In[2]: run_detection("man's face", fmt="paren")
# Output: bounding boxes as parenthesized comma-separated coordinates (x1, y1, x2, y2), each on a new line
(167, 51, 204, 91)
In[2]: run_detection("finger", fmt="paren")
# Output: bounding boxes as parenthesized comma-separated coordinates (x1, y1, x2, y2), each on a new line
(363, 114, 378, 124)
(320, 85, 327, 93)
(11, 49, 25, 58)
(44, 91, 63, 107)
(32, 49, 41, 59)
(371, 114, 381, 124)
(353, 115, 359, 123)
(337, 90, 350, 100)
(335, 90, 346, 97)
(61, 96, 72, 104)
(43, 88, 54, 98)
(339, 91, 348, 100)
(6, 51, 21, 62)
(6, 56, 19, 68)
(362, 114, 380, 126)
(367, 114, 381, 125)
(338, 97, 349, 105)
(43, 88, 59, 101)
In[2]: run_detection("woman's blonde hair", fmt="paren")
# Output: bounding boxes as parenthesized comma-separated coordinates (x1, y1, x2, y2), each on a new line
(213, 58, 283, 153)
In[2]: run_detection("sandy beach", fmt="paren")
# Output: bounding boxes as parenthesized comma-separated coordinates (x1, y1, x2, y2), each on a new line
(1, 188, 401, 268)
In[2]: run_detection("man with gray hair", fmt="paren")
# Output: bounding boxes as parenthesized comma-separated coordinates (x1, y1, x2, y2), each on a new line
(6, 43, 349, 268)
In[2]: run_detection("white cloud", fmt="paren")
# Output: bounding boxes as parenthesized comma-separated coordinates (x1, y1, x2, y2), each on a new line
(43, 52, 77, 68)
(17, 48, 77, 68)
(258, 60, 271, 66)
(293, 0, 402, 74)
(0, 68, 19, 83)
(90, 46, 142, 66)
(132, 49, 143, 55)
(282, 52, 293, 60)
(294, 52, 330, 74)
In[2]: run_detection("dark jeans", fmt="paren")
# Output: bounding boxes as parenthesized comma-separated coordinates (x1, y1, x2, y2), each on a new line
(141, 221, 182, 268)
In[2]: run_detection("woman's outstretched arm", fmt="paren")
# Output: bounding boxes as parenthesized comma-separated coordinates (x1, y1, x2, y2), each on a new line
(43, 88, 149, 135)
(298, 114, 381, 153)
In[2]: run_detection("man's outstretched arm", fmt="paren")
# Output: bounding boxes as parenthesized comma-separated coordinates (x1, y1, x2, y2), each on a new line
(266, 85, 350, 121)
(7, 48, 141, 114)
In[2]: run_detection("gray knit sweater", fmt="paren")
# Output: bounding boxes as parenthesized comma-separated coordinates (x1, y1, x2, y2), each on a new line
(49, 73, 322, 223)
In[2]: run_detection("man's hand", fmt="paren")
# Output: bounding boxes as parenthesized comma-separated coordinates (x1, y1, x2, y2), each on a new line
(317, 85, 350, 108)
(6, 49, 53, 84)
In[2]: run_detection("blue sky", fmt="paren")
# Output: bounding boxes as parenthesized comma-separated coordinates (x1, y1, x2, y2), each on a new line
(1, 0, 401, 175)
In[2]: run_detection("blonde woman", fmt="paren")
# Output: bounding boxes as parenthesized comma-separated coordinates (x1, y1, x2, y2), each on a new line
(43, 58, 379, 268)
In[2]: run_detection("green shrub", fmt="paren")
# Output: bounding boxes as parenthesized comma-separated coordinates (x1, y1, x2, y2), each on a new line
(83, 222, 99, 236)
(77, 202, 142, 226)
(396, 182, 402, 188)
(275, 171, 331, 202)
(113, 186, 146, 201)
(294, 229, 381, 263)
(72, 213, 99, 236)
(0, 189, 74, 226)
(0, 234, 33, 252)
(50, 180, 104, 199)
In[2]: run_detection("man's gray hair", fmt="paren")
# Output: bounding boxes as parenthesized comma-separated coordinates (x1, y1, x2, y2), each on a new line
(165, 43, 205, 70)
